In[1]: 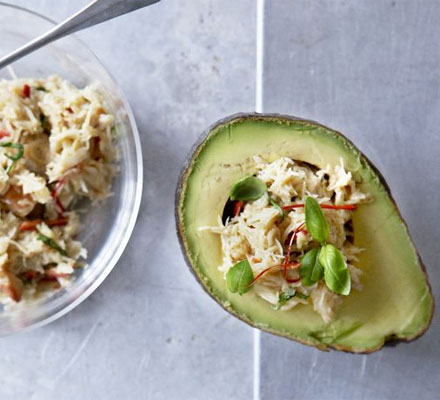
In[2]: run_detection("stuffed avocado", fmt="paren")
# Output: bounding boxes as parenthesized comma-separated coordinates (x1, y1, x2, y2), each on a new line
(176, 113, 434, 353)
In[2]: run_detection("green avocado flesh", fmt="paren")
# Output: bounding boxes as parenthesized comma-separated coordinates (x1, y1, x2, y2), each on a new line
(176, 113, 433, 353)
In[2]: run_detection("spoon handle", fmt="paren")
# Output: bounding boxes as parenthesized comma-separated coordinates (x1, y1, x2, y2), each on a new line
(0, 0, 160, 69)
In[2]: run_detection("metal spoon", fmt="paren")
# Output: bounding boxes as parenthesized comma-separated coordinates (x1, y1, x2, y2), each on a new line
(0, 0, 161, 69)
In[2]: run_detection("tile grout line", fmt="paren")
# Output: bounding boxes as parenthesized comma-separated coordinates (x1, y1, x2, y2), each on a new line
(253, 0, 265, 400)
(255, 0, 265, 114)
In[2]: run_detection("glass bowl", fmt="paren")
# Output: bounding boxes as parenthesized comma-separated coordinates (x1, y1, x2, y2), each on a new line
(0, 3, 143, 335)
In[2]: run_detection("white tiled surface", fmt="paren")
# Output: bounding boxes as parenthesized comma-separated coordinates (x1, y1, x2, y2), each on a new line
(1, 1, 440, 399)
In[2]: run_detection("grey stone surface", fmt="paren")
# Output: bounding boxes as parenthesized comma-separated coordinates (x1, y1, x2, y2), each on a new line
(261, 1, 440, 399)
(0, 1, 255, 399)
(2, 0, 440, 399)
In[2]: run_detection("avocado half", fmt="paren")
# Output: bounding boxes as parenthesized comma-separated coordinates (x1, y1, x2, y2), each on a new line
(175, 113, 434, 353)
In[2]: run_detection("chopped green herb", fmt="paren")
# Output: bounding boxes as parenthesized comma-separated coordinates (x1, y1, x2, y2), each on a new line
(0, 142, 24, 174)
(37, 234, 68, 257)
(275, 289, 309, 310)
(269, 196, 285, 222)
(226, 260, 254, 295)
(274, 288, 296, 310)
(35, 86, 47, 92)
(0, 142, 23, 161)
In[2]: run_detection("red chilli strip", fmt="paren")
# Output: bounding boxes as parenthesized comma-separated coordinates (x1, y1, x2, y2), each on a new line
(248, 262, 300, 287)
(19, 217, 69, 232)
(284, 229, 308, 246)
(248, 264, 281, 287)
(283, 222, 305, 281)
(51, 177, 67, 199)
(54, 197, 66, 214)
(283, 203, 357, 211)
(50, 165, 81, 202)
(233, 201, 244, 217)
(22, 84, 31, 98)
(51, 177, 67, 214)
(284, 263, 301, 283)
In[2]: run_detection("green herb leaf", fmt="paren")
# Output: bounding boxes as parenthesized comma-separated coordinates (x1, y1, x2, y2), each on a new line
(296, 292, 309, 300)
(0, 142, 24, 161)
(305, 196, 329, 244)
(274, 288, 296, 310)
(36, 86, 47, 92)
(274, 288, 309, 310)
(319, 244, 351, 295)
(299, 248, 324, 286)
(37, 234, 68, 257)
(230, 176, 267, 201)
(6, 162, 13, 174)
(226, 260, 254, 295)
(0, 142, 24, 174)
(269, 196, 285, 222)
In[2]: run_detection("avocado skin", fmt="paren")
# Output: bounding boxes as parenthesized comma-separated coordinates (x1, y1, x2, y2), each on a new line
(175, 113, 434, 353)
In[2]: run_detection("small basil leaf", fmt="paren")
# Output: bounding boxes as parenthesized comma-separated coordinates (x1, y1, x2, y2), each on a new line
(269, 196, 285, 222)
(305, 196, 329, 244)
(226, 260, 254, 295)
(299, 248, 324, 286)
(319, 244, 351, 295)
(230, 176, 267, 201)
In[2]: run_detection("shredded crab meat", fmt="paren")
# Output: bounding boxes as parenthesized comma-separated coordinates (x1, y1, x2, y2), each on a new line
(201, 156, 369, 323)
(0, 76, 118, 304)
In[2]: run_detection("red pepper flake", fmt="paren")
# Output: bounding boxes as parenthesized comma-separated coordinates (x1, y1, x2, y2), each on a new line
(233, 201, 244, 217)
(283, 203, 357, 211)
(24, 270, 39, 279)
(66, 107, 73, 114)
(0, 130, 11, 139)
(283, 222, 305, 282)
(19, 217, 69, 231)
(22, 84, 31, 98)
